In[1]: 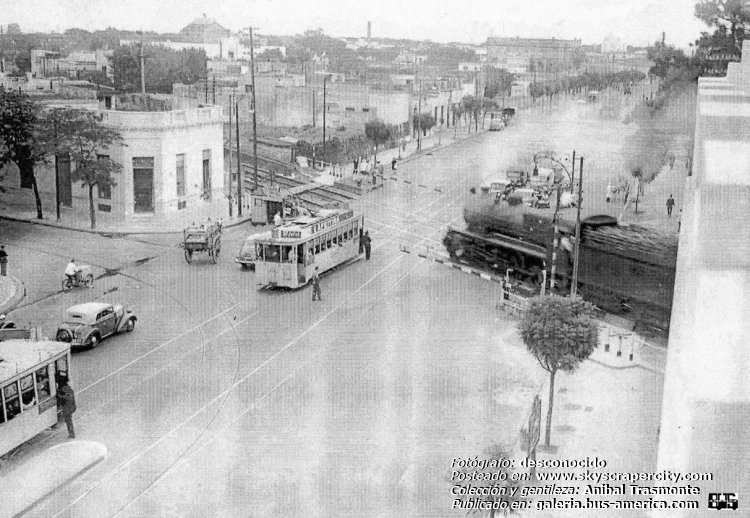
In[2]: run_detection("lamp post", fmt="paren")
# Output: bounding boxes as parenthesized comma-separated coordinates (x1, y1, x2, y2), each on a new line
(571, 156, 584, 297)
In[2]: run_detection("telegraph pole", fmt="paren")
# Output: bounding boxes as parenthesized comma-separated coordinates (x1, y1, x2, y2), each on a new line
(570, 150, 576, 194)
(228, 93, 233, 218)
(248, 27, 260, 189)
(417, 78, 422, 151)
(139, 36, 146, 94)
(236, 98, 242, 214)
(571, 156, 584, 296)
(550, 182, 562, 291)
(322, 75, 326, 167)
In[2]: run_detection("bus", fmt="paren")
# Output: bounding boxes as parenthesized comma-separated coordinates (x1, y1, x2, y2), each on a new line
(1, 340, 72, 457)
(254, 208, 364, 288)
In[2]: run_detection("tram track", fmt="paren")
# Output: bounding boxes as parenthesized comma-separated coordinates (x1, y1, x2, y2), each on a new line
(35, 146, 473, 517)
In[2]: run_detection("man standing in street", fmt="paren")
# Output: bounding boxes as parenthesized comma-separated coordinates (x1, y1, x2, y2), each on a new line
(363, 231, 372, 260)
(57, 377, 77, 439)
(391, 158, 398, 172)
(0, 245, 7, 276)
(311, 267, 322, 302)
(666, 195, 675, 217)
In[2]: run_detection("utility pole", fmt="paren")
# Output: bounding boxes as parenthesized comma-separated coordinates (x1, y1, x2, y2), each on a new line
(571, 156, 584, 297)
(139, 37, 146, 94)
(417, 78, 422, 151)
(54, 118, 60, 221)
(570, 150, 576, 194)
(322, 75, 326, 168)
(228, 93, 233, 218)
(212, 76, 216, 104)
(236, 98, 242, 214)
(550, 182, 562, 291)
(249, 27, 260, 189)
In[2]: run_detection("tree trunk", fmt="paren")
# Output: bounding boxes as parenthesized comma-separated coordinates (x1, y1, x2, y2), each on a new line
(20, 158, 43, 219)
(474, 113, 478, 132)
(374, 144, 378, 167)
(545, 369, 556, 447)
(88, 184, 96, 229)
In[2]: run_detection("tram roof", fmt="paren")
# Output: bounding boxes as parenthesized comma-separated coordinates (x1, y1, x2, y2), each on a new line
(0, 340, 70, 382)
(266, 208, 359, 242)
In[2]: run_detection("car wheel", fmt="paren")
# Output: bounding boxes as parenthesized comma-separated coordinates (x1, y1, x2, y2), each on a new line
(89, 334, 99, 348)
(84, 274, 94, 288)
(125, 318, 135, 332)
(56, 329, 72, 342)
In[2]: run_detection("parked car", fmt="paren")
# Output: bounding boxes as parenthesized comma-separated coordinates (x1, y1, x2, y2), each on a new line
(489, 119, 505, 131)
(56, 302, 137, 348)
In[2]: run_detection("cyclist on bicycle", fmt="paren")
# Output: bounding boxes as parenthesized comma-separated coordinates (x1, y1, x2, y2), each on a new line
(65, 259, 80, 285)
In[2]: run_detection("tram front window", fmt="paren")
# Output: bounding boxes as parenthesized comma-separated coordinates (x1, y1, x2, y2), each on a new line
(281, 246, 293, 262)
(3, 382, 20, 421)
(263, 244, 281, 262)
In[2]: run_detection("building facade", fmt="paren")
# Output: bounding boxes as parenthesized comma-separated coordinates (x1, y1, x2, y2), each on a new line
(484, 37, 581, 74)
(3, 98, 225, 225)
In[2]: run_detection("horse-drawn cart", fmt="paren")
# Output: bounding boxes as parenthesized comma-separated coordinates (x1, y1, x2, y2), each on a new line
(183, 222, 222, 264)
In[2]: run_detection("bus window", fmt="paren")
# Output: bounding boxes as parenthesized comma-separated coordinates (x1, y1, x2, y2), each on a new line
(3, 382, 20, 421)
(281, 246, 292, 262)
(256, 243, 264, 260)
(20, 374, 36, 410)
(36, 366, 51, 399)
(297, 245, 305, 264)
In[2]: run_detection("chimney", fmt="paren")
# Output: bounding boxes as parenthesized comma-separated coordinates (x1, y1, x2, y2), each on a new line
(367, 21, 371, 39)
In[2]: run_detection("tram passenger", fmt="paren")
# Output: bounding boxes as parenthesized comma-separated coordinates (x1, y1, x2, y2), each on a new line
(56, 377, 77, 439)
(274, 212, 282, 227)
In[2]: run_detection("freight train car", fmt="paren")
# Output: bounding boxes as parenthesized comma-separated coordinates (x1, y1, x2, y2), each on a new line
(444, 196, 677, 334)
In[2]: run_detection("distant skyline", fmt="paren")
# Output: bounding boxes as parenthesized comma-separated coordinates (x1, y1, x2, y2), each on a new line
(2, 0, 707, 49)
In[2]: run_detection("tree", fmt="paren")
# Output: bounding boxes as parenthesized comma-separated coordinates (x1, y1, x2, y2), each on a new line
(452, 103, 465, 139)
(364, 120, 393, 166)
(480, 97, 499, 129)
(111, 45, 208, 93)
(0, 90, 46, 218)
(62, 110, 123, 229)
(412, 112, 435, 137)
(518, 295, 598, 447)
(695, 0, 750, 50)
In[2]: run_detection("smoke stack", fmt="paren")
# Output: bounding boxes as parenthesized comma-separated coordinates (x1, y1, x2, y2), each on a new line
(662, 32, 665, 45)
(367, 21, 371, 39)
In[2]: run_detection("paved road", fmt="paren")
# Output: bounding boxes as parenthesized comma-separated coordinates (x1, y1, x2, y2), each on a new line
(1, 83, 677, 517)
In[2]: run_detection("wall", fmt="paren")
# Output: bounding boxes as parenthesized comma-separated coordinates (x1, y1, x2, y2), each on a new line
(656, 43, 750, 516)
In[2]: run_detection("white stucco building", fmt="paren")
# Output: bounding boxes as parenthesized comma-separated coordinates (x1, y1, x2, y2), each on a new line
(3, 96, 225, 226)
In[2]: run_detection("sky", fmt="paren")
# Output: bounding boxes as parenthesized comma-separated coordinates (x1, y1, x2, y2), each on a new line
(1, 0, 707, 49)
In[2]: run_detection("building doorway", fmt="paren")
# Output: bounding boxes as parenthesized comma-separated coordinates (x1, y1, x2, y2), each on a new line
(133, 157, 154, 213)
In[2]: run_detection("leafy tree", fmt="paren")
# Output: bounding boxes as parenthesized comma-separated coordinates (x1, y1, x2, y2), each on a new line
(412, 112, 435, 137)
(451, 445, 526, 517)
(480, 97, 499, 129)
(364, 120, 394, 165)
(0, 90, 46, 217)
(452, 102, 465, 138)
(518, 295, 598, 447)
(62, 110, 123, 228)
(111, 45, 207, 93)
(695, 0, 750, 50)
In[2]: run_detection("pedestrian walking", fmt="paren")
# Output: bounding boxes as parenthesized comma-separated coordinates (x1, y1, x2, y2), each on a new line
(359, 228, 364, 254)
(56, 376, 77, 439)
(363, 231, 372, 260)
(0, 245, 7, 276)
(666, 195, 675, 217)
(391, 158, 398, 171)
(678, 209, 682, 232)
(311, 267, 322, 301)
(353, 157, 359, 175)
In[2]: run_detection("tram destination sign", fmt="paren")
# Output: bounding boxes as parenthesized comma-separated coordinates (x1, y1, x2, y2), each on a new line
(279, 230, 302, 239)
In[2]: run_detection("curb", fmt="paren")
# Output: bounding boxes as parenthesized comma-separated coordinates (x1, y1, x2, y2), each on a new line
(6, 440, 107, 518)
(0, 214, 254, 237)
(0, 276, 26, 316)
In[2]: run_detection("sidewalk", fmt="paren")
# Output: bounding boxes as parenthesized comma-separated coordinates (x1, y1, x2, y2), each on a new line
(0, 187, 253, 235)
(0, 275, 25, 315)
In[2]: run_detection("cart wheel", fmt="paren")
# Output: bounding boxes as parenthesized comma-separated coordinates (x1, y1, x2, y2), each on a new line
(185, 250, 193, 264)
(84, 274, 94, 288)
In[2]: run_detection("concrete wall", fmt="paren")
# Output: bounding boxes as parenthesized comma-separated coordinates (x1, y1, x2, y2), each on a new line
(656, 43, 750, 515)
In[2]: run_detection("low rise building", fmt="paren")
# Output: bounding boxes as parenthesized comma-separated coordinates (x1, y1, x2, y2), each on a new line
(3, 95, 225, 225)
